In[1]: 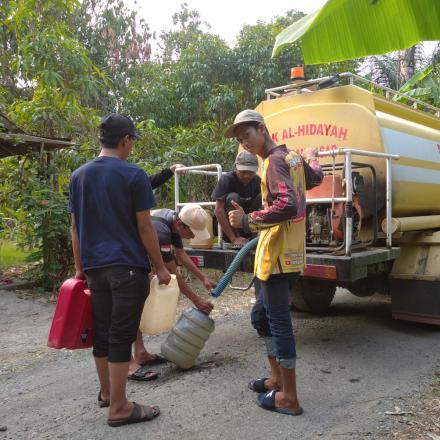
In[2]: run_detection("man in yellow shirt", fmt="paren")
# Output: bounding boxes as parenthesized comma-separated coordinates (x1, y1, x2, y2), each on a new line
(227, 109, 322, 416)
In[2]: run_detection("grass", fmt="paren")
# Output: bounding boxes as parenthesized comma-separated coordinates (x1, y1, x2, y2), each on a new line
(0, 240, 30, 269)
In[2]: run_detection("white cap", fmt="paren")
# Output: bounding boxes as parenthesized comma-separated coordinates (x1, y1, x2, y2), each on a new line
(178, 204, 210, 240)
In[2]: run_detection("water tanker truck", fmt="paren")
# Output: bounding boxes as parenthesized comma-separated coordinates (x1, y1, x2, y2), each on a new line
(177, 72, 440, 326)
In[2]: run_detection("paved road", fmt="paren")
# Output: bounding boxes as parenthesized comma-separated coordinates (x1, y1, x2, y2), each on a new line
(1, 288, 439, 439)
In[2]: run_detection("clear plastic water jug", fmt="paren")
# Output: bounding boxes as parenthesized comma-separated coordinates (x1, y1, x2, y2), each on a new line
(160, 307, 215, 369)
(139, 274, 179, 335)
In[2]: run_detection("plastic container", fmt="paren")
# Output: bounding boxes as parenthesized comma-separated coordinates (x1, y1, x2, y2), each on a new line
(139, 274, 179, 335)
(47, 278, 93, 349)
(160, 307, 215, 369)
(190, 212, 213, 249)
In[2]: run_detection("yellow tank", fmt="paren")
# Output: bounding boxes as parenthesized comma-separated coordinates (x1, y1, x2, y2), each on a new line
(254, 80, 440, 325)
(255, 84, 440, 217)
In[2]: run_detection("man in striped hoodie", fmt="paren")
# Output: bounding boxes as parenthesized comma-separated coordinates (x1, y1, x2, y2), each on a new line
(227, 109, 323, 416)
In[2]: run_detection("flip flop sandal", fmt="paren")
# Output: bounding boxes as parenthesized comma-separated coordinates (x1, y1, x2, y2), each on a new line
(108, 402, 160, 427)
(257, 391, 303, 416)
(140, 354, 169, 367)
(127, 366, 160, 382)
(98, 391, 110, 408)
(248, 377, 269, 393)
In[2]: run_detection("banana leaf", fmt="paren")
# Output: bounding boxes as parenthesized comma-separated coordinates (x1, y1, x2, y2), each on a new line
(393, 65, 438, 105)
(400, 87, 432, 98)
(272, 0, 440, 64)
(397, 65, 433, 95)
(425, 77, 439, 105)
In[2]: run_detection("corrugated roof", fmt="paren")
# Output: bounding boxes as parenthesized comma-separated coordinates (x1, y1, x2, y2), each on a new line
(0, 132, 75, 158)
(0, 115, 75, 159)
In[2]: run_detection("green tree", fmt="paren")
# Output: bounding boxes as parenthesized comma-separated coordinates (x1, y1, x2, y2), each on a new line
(160, 3, 209, 62)
(170, 34, 235, 125)
(366, 45, 426, 90)
(72, 0, 153, 111)
(231, 11, 360, 111)
(130, 120, 236, 207)
(232, 11, 305, 107)
(0, 0, 369, 291)
(0, 0, 106, 290)
(4, 0, 106, 137)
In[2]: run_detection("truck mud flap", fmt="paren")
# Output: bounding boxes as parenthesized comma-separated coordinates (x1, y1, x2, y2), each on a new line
(391, 278, 440, 326)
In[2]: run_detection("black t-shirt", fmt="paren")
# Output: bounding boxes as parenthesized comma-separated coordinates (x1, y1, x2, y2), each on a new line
(150, 168, 173, 190)
(211, 171, 261, 202)
(151, 208, 183, 262)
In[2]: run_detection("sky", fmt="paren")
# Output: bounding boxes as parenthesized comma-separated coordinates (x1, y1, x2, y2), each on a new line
(130, 0, 437, 58)
(133, 0, 328, 49)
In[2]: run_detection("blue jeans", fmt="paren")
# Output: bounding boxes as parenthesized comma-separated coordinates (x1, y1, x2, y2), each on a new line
(250, 273, 299, 369)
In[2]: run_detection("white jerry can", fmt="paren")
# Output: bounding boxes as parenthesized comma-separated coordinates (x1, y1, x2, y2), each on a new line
(140, 275, 179, 335)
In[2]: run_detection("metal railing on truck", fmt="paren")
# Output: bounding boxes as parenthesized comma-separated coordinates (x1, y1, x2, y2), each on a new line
(174, 164, 225, 246)
(174, 149, 399, 257)
(312, 148, 399, 256)
(265, 72, 440, 118)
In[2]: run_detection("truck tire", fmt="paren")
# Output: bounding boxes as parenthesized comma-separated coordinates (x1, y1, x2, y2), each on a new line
(345, 273, 390, 297)
(346, 279, 375, 297)
(290, 278, 336, 313)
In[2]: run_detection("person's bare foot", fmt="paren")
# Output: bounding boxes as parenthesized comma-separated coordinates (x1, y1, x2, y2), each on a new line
(264, 378, 281, 391)
(134, 351, 157, 365)
(128, 360, 159, 381)
(248, 377, 281, 393)
(108, 400, 134, 420)
(128, 359, 141, 376)
(99, 390, 110, 402)
(274, 391, 301, 412)
(108, 401, 160, 427)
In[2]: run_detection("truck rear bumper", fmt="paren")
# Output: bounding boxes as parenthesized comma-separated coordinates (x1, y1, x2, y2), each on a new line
(185, 246, 400, 283)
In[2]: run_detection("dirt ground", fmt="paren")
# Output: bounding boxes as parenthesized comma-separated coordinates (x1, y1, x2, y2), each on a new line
(1, 273, 439, 440)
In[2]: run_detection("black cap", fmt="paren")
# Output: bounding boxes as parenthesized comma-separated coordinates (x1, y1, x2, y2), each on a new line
(99, 113, 140, 142)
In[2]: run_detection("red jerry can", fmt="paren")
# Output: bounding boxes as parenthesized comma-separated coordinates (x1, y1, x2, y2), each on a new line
(47, 278, 93, 349)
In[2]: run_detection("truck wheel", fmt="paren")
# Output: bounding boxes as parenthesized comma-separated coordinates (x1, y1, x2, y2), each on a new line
(345, 274, 390, 297)
(290, 278, 336, 313)
(346, 280, 375, 297)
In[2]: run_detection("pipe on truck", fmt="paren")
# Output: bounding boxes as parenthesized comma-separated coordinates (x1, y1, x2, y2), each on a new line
(381, 215, 440, 234)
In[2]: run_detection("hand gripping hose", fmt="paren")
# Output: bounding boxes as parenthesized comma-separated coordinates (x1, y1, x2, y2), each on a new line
(211, 236, 259, 298)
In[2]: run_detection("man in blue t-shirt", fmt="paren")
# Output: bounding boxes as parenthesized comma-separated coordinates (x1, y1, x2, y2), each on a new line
(69, 113, 170, 428)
